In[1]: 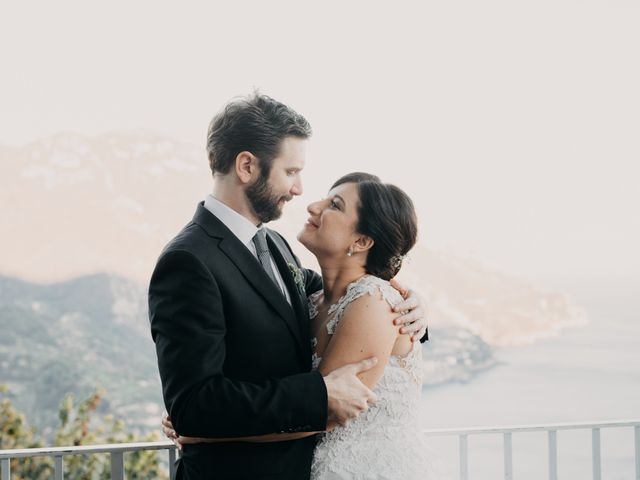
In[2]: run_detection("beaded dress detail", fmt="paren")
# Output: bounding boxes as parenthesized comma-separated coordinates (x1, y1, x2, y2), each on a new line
(308, 275, 433, 480)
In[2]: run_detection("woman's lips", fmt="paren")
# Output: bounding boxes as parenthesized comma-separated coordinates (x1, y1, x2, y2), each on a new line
(306, 217, 319, 228)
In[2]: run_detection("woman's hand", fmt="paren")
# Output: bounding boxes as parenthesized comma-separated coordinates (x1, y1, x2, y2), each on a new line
(162, 413, 316, 445)
(162, 413, 185, 449)
(162, 414, 212, 448)
(389, 279, 428, 342)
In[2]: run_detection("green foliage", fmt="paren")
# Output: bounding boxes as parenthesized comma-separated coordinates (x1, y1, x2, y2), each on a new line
(0, 385, 168, 479)
(0, 385, 52, 478)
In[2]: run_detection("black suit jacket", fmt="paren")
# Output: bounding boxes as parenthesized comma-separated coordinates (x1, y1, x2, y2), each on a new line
(149, 203, 328, 480)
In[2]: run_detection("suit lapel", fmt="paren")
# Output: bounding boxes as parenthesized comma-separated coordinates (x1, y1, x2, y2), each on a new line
(192, 204, 305, 351)
(268, 236, 312, 362)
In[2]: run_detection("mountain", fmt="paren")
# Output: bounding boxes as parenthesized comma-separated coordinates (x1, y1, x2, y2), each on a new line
(0, 131, 586, 347)
(0, 131, 209, 284)
(0, 272, 493, 436)
(1, 131, 590, 431)
(0, 273, 163, 434)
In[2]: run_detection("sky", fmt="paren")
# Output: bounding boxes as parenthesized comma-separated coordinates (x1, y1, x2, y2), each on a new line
(1, 0, 639, 283)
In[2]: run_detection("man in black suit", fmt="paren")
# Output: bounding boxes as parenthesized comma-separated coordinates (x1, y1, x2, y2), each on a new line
(149, 93, 427, 479)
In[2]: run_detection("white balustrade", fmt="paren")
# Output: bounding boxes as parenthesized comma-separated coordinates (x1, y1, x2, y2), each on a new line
(423, 419, 640, 480)
(1, 420, 639, 479)
(0, 441, 177, 480)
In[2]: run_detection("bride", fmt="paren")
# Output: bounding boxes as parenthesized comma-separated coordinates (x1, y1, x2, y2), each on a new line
(300, 172, 430, 479)
(165, 172, 433, 479)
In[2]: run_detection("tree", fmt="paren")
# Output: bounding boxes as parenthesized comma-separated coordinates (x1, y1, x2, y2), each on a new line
(0, 385, 52, 479)
(0, 385, 168, 479)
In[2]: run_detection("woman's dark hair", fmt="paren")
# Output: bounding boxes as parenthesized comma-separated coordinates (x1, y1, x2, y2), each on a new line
(206, 92, 312, 176)
(331, 172, 418, 280)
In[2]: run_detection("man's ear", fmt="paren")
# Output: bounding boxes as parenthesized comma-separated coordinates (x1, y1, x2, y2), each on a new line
(353, 235, 374, 254)
(235, 151, 258, 184)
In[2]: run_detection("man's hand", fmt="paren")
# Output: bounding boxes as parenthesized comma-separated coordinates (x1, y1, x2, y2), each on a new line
(389, 279, 428, 342)
(323, 357, 378, 428)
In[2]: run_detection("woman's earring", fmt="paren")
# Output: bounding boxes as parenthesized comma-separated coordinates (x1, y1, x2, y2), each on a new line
(347, 247, 353, 257)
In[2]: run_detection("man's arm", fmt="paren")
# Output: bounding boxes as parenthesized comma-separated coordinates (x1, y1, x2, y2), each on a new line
(149, 249, 328, 438)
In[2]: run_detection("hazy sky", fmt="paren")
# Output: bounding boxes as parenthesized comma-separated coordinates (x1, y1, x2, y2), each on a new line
(1, 0, 639, 282)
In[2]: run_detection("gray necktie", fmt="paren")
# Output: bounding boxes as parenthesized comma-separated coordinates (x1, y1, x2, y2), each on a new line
(252, 229, 283, 294)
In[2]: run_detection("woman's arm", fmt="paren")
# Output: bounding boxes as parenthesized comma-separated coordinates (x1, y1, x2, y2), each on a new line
(389, 278, 429, 342)
(318, 291, 400, 390)
(178, 432, 318, 445)
(162, 414, 320, 447)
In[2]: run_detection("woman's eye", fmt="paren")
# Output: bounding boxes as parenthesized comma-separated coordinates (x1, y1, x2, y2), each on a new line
(330, 200, 339, 210)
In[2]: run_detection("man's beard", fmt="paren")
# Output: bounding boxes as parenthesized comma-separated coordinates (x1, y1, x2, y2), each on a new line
(246, 172, 292, 224)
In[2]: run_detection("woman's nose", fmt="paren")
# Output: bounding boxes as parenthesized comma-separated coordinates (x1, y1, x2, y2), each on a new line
(307, 200, 322, 215)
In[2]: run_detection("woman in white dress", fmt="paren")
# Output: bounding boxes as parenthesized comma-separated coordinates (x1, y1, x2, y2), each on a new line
(298, 172, 431, 479)
(165, 172, 433, 479)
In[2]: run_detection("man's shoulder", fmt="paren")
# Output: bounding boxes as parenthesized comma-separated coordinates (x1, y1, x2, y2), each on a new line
(163, 221, 199, 248)
(150, 223, 220, 286)
(159, 221, 215, 261)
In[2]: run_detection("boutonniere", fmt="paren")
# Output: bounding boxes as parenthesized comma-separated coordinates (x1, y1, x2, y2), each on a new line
(287, 262, 306, 295)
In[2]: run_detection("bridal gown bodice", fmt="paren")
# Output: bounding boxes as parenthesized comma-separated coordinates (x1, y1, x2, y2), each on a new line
(309, 275, 433, 480)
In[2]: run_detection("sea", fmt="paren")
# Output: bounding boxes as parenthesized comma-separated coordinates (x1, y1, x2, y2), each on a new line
(421, 278, 640, 479)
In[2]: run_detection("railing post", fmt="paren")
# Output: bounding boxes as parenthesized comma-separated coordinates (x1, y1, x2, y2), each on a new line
(1, 458, 10, 480)
(592, 427, 601, 480)
(110, 451, 125, 480)
(548, 429, 558, 480)
(634, 425, 639, 480)
(169, 447, 178, 479)
(504, 432, 513, 480)
(54, 455, 64, 480)
(459, 434, 468, 480)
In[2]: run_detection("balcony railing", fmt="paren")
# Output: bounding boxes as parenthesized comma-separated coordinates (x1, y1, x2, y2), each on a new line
(423, 419, 640, 480)
(1, 420, 638, 479)
(0, 441, 177, 480)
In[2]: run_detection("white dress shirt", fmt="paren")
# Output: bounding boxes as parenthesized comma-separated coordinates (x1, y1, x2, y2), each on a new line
(203, 195, 292, 304)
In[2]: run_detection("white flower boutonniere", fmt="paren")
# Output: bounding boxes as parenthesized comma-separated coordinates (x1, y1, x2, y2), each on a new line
(287, 262, 306, 295)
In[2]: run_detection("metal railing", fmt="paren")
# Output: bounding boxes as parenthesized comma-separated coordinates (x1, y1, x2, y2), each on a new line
(0, 441, 177, 480)
(423, 419, 640, 480)
(1, 420, 639, 479)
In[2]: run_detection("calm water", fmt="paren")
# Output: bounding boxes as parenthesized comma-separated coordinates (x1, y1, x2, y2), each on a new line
(421, 279, 640, 479)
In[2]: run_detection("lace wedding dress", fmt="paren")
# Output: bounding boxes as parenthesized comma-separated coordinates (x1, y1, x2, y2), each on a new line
(309, 275, 434, 480)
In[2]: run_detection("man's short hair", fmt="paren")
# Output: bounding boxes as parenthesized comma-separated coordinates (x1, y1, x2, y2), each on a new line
(206, 92, 312, 176)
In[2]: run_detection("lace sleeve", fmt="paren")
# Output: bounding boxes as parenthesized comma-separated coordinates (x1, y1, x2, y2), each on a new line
(326, 275, 403, 335)
(308, 290, 323, 320)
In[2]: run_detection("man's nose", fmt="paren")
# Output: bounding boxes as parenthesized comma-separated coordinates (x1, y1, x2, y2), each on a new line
(291, 178, 303, 196)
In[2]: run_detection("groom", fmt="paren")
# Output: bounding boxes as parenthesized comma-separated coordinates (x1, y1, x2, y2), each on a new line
(149, 93, 427, 480)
